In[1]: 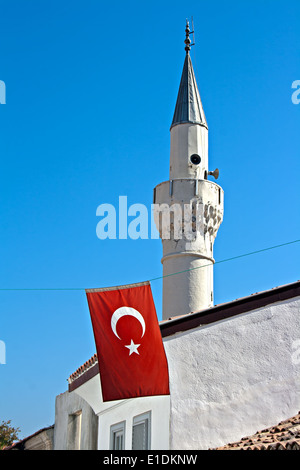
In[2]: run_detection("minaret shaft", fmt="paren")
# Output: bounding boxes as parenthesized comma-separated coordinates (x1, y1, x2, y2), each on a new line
(170, 123, 208, 180)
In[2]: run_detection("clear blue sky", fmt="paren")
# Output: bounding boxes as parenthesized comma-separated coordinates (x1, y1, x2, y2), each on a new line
(0, 0, 299, 440)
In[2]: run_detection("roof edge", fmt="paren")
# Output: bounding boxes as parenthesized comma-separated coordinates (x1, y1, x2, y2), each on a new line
(160, 280, 300, 338)
(170, 120, 208, 132)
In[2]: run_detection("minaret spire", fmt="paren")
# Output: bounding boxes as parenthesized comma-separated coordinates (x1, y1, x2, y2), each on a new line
(171, 22, 207, 132)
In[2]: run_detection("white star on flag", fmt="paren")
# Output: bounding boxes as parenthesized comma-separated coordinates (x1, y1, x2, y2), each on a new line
(125, 340, 140, 356)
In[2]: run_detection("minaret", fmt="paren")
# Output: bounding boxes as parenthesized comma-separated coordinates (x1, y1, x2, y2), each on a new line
(153, 21, 224, 320)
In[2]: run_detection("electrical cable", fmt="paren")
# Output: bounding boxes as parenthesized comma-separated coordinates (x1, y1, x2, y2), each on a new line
(0, 239, 299, 291)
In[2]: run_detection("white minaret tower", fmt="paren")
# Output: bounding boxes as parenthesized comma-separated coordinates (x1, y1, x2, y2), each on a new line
(154, 21, 224, 320)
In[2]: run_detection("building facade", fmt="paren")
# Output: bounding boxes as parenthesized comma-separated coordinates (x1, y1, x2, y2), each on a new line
(52, 23, 300, 451)
(36, 23, 300, 450)
(55, 281, 300, 450)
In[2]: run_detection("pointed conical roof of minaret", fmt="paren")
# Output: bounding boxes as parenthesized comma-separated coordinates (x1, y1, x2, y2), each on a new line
(171, 22, 207, 130)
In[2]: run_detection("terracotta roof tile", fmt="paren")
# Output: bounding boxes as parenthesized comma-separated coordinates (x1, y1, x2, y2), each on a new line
(68, 353, 98, 384)
(214, 412, 300, 450)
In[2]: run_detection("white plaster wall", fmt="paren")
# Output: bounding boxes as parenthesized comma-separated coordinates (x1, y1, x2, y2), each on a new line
(54, 390, 98, 450)
(163, 297, 300, 450)
(97, 395, 170, 450)
(73, 373, 104, 415)
(73, 372, 170, 450)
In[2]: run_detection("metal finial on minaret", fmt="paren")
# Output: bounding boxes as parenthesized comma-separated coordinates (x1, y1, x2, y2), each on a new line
(184, 20, 191, 53)
(184, 19, 195, 54)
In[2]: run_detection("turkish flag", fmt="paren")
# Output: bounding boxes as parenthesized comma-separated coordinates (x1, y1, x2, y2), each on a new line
(86, 281, 170, 402)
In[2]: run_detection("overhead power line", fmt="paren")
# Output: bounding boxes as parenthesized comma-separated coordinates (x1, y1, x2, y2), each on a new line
(0, 239, 299, 291)
(149, 239, 300, 281)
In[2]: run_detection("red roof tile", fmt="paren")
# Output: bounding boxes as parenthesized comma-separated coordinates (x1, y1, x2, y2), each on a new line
(214, 412, 300, 450)
(68, 353, 98, 384)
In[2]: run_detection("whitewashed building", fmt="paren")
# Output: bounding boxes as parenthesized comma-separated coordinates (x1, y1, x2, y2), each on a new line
(53, 280, 300, 450)
(52, 23, 300, 450)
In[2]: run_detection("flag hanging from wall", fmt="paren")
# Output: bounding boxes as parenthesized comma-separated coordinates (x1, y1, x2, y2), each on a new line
(86, 281, 170, 402)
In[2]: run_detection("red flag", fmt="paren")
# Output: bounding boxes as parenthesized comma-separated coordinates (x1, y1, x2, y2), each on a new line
(86, 281, 170, 402)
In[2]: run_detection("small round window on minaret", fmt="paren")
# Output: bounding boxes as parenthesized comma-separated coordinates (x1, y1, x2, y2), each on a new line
(190, 154, 201, 165)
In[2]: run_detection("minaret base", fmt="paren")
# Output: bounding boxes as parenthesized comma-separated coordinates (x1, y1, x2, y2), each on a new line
(162, 253, 214, 320)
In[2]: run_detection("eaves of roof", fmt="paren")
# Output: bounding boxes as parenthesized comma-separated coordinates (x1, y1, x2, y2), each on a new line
(160, 280, 300, 338)
(3, 425, 54, 450)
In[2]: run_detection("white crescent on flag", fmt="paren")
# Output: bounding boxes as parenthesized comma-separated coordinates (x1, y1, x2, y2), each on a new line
(111, 306, 146, 340)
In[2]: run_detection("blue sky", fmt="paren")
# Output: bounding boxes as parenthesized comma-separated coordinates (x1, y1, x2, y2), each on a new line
(0, 0, 299, 439)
